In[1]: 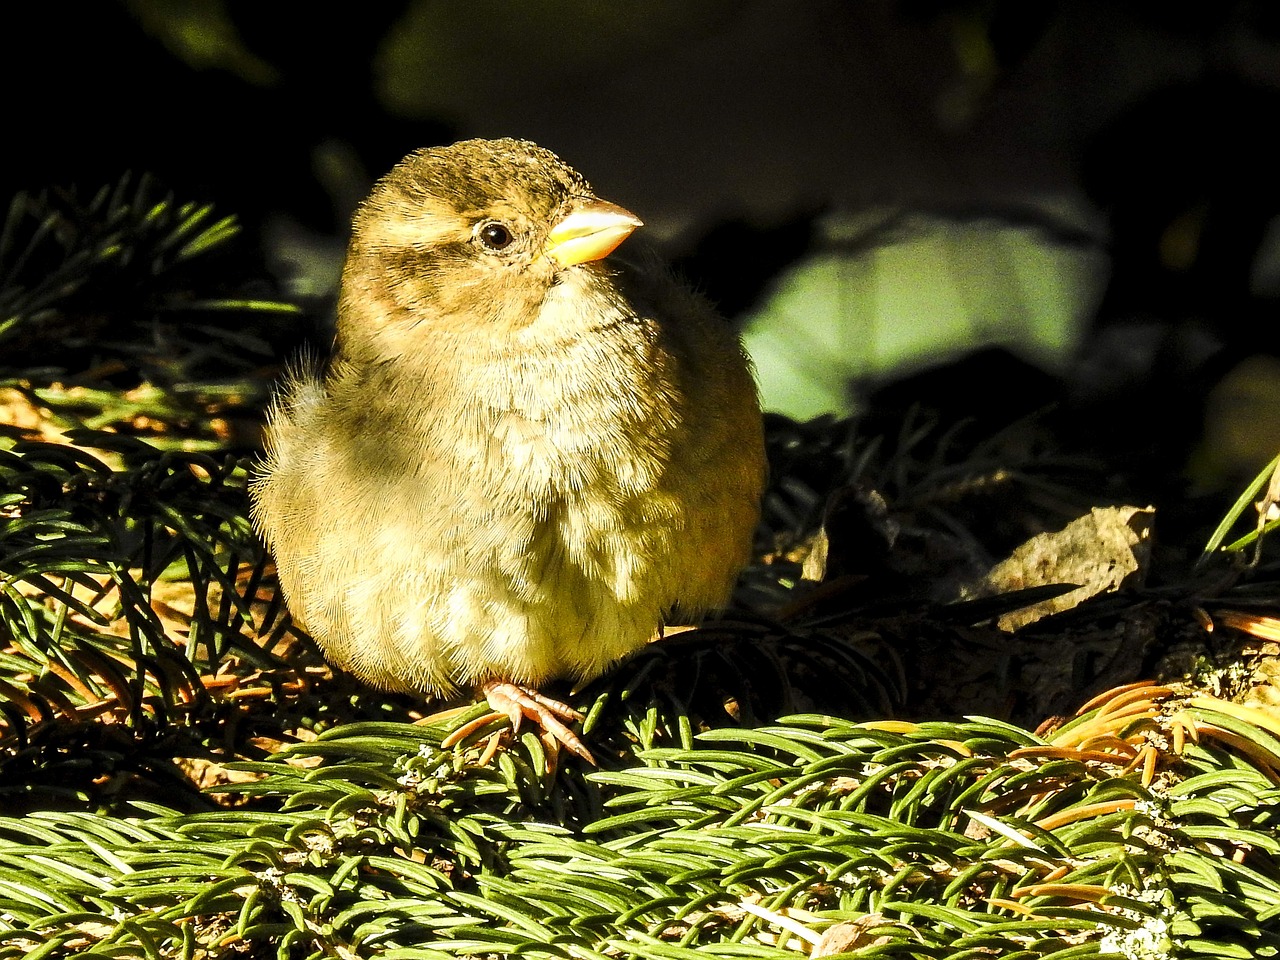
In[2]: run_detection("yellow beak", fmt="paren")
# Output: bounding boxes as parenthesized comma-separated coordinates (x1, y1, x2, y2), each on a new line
(544, 198, 643, 267)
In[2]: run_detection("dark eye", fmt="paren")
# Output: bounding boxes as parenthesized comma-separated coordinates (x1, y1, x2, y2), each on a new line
(477, 221, 514, 250)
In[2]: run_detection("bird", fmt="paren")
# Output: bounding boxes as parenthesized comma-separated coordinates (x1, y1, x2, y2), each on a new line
(250, 138, 765, 762)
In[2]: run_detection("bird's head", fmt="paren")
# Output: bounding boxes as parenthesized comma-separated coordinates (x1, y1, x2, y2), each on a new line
(338, 138, 643, 355)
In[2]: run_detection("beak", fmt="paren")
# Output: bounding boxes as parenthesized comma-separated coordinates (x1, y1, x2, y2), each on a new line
(544, 198, 643, 267)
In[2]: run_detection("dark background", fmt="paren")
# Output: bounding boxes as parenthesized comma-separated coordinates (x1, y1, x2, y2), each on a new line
(6, 0, 1280, 493)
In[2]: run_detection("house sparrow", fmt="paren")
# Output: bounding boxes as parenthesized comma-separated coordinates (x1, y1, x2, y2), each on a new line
(251, 138, 765, 761)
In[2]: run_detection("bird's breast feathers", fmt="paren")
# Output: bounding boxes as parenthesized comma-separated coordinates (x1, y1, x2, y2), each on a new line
(256, 293, 759, 693)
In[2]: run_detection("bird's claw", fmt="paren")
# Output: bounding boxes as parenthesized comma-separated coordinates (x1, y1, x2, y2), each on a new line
(480, 680, 594, 764)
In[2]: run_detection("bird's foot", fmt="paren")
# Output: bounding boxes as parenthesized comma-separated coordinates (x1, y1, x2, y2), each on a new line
(479, 680, 594, 765)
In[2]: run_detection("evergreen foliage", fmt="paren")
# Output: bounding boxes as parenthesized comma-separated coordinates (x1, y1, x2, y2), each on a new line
(0, 177, 304, 449)
(2, 177, 1279, 959)
(1, 705, 1278, 958)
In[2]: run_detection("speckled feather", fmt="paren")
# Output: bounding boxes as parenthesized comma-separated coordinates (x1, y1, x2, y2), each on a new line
(251, 139, 765, 700)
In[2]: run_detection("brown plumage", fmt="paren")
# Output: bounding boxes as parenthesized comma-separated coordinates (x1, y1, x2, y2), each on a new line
(251, 138, 765, 760)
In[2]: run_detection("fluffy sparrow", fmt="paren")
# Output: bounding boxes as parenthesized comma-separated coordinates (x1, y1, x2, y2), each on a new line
(251, 138, 765, 761)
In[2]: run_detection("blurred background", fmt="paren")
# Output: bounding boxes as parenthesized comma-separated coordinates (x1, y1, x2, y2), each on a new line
(5, 0, 1280, 493)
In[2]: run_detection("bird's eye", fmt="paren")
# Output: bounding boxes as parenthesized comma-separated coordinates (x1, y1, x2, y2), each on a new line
(477, 221, 514, 250)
